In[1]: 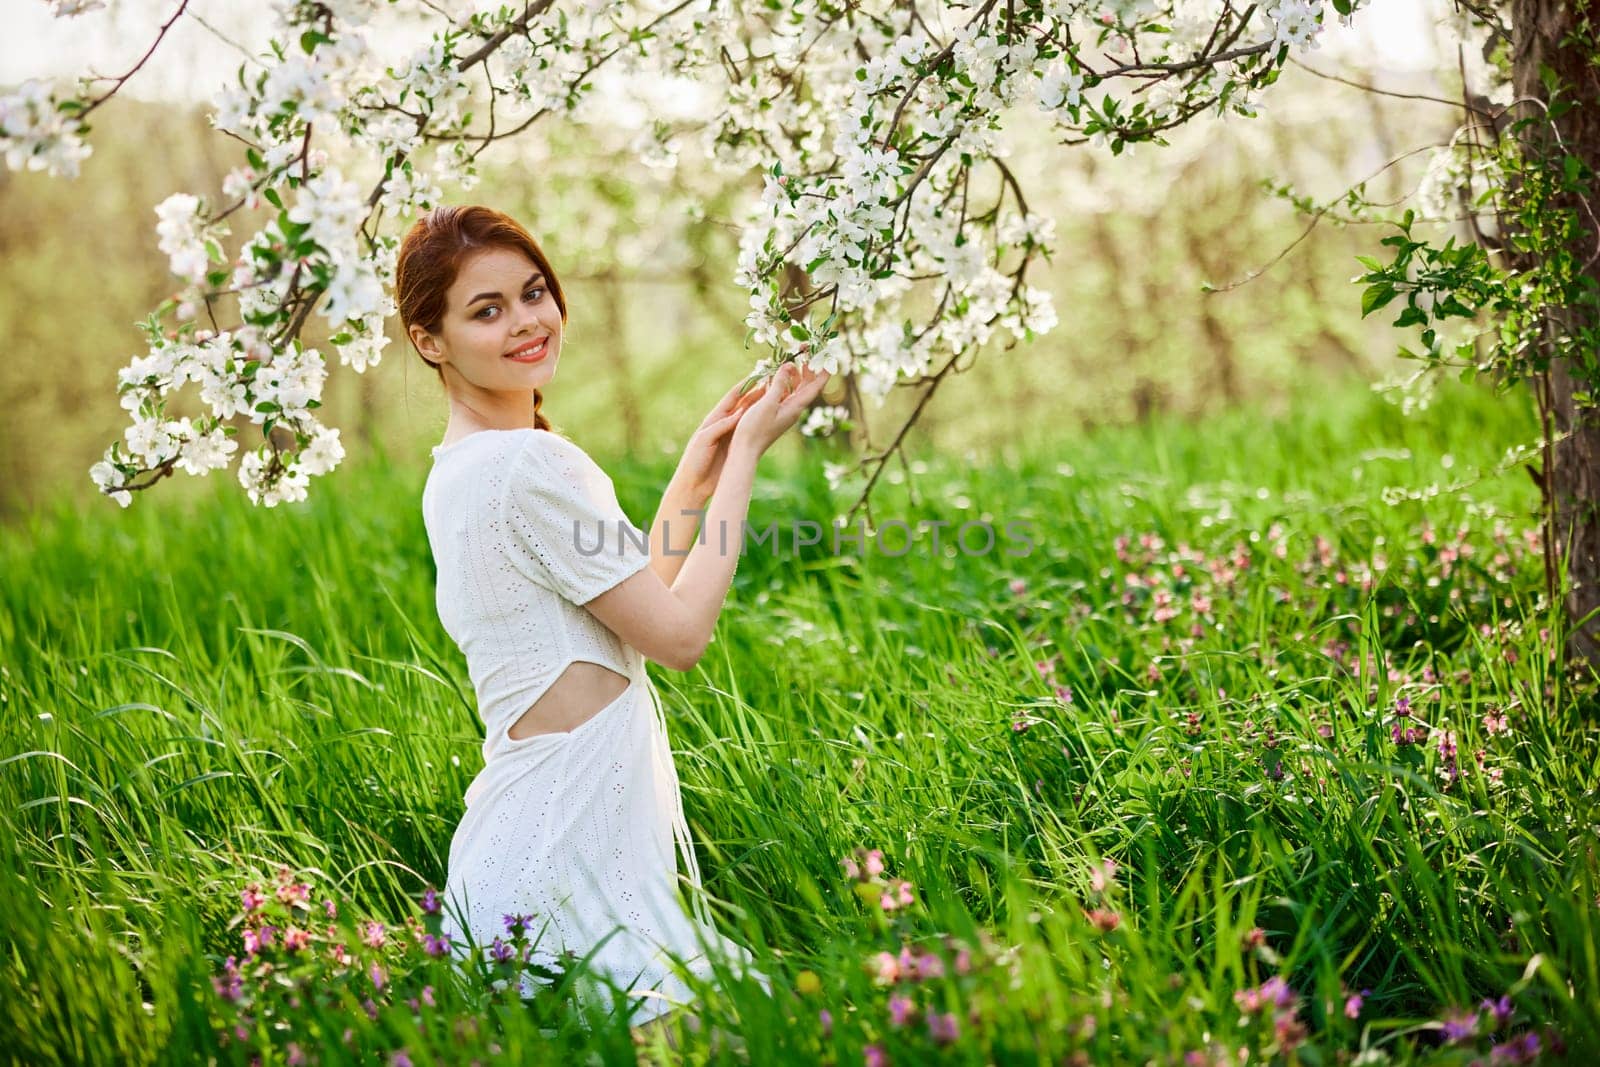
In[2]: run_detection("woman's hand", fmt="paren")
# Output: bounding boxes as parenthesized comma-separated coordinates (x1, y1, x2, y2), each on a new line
(729, 361, 832, 459)
(673, 376, 770, 502)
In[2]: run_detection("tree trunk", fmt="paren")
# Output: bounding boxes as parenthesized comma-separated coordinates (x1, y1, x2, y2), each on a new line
(1511, 0, 1600, 671)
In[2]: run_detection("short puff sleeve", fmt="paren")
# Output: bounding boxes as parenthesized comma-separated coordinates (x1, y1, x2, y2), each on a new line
(500, 432, 653, 605)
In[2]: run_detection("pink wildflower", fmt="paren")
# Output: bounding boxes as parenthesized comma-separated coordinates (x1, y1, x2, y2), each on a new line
(1089, 858, 1118, 894)
(880, 879, 914, 911)
(276, 880, 311, 908)
(362, 921, 386, 948)
(1084, 909, 1120, 933)
(888, 993, 916, 1027)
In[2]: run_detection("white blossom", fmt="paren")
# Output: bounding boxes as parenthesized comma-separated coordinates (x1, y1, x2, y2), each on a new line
(800, 404, 850, 438)
(0, 79, 92, 178)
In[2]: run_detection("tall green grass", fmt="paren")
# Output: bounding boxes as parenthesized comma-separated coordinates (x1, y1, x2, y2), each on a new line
(2, 375, 1594, 1065)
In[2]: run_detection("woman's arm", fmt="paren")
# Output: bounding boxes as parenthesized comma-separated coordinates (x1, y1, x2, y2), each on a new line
(583, 446, 759, 670)
(646, 375, 769, 588)
(582, 363, 830, 670)
(645, 473, 708, 590)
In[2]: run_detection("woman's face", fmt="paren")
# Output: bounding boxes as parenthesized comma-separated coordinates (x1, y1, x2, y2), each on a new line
(409, 246, 564, 394)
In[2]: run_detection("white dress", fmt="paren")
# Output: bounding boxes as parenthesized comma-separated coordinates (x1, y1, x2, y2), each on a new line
(421, 426, 765, 1025)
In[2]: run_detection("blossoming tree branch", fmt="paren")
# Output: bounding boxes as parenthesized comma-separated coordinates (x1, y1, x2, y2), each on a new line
(5, 0, 1361, 513)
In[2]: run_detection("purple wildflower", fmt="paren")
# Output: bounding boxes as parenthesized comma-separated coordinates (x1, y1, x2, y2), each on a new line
(421, 887, 440, 915)
(211, 957, 243, 1002)
(1441, 1009, 1479, 1043)
(1480, 994, 1513, 1028)
(1489, 1031, 1540, 1065)
(927, 1011, 960, 1045)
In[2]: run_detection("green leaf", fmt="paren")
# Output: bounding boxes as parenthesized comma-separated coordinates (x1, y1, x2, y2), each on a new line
(1393, 306, 1427, 329)
(1361, 283, 1397, 316)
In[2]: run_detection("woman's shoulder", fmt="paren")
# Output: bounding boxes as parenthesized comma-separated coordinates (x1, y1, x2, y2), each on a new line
(432, 427, 590, 475)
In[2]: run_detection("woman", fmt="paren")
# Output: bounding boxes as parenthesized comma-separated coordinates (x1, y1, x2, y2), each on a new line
(398, 204, 828, 1033)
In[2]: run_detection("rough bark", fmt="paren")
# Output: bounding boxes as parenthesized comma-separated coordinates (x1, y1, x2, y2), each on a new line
(1510, 0, 1600, 671)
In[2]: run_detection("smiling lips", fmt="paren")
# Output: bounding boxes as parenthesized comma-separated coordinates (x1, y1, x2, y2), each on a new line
(505, 337, 550, 362)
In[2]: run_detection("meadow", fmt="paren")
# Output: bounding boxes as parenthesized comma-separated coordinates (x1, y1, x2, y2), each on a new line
(2, 373, 1595, 1065)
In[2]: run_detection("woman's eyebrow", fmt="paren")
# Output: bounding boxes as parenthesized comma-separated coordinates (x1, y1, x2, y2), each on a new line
(466, 272, 545, 305)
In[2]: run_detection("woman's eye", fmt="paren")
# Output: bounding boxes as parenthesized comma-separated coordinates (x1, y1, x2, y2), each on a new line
(473, 289, 541, 319)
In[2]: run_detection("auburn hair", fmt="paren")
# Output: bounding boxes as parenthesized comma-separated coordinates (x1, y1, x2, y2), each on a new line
(395, 205, 567, 432)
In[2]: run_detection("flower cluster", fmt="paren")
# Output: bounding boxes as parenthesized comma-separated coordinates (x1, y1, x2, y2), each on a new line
(1433, 992, 1561, 1064)
(0, 79, 92, 179)
(856, 931, 1008, 1059)
(1081, 857, 1122, 933)
(842, 847, 917, 913)
(1232, 974, 1309, 1055)
(217, 868, 448, 1060)
(210, 869, 579, 1063)
(1389, 695, 1430, 747)
(719, 0, 1368, 417)
(799, 404, 852, 438)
